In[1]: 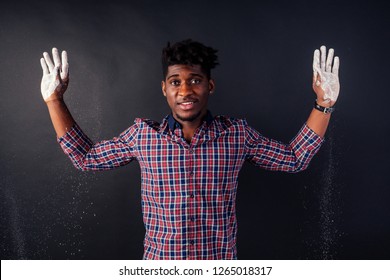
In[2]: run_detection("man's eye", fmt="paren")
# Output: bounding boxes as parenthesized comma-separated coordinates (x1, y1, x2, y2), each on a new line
(191, 79, 201, 84)
(170, 80, 180, 86)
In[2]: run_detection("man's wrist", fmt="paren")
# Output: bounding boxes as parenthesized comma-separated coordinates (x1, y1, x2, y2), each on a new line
(45, 97, 65, 106)
(314, 100, 335, 114)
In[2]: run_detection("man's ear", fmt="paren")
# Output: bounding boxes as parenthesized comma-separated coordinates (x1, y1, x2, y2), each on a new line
(208, 79, 215, 94)
(161, 80, 167, 97)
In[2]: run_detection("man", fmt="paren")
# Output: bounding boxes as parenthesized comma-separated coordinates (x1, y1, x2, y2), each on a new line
(40, 39, 340, 259)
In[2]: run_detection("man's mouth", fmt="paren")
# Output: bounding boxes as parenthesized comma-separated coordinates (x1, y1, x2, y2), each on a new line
(178, 100, 197, 110)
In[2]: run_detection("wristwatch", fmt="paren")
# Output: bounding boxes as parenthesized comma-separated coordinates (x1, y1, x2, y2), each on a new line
(314, 100, 335, 114)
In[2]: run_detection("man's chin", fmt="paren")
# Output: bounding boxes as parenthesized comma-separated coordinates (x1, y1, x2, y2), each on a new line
(175, 110, 202, 123)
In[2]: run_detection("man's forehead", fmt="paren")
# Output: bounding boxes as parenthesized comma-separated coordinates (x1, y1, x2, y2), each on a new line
(166, 64, 205, 77)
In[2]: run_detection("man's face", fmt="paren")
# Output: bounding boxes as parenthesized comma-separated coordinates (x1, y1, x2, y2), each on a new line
(162, 64, 215, 125)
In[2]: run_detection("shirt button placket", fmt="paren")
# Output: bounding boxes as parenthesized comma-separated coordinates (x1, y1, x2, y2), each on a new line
(187, 147, 196, 259)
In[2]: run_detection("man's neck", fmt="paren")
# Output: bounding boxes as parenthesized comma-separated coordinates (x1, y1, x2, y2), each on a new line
(174, 111, 208, 143)
(181, 121, 201, 143)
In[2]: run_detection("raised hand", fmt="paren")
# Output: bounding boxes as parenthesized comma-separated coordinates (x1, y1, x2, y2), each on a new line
(312, 46, 340, 106)
(40, 48, 69, 102)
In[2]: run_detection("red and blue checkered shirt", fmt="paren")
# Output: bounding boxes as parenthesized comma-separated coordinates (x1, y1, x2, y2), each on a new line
(57, 112, 323, 259)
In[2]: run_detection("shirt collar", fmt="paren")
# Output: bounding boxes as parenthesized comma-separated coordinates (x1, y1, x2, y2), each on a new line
(167, 110, 214, 131)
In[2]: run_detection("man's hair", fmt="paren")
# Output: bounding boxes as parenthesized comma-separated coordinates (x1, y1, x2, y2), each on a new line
(162, 39, 219, 79)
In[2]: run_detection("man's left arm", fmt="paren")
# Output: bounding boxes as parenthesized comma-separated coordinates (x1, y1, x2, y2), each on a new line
(307, 45, 340, 137)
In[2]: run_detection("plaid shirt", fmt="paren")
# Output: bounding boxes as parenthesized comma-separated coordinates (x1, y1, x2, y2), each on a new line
(58, 112, 323, 259)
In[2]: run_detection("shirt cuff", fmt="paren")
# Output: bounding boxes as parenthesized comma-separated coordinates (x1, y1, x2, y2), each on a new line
(290, 123, 324, 154)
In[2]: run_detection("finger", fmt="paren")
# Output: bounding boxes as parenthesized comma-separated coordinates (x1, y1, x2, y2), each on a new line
(313, 49, 320, 80)
(61, 50, 69, 80)
(320, 45, 326, 70)
(332, 56, 340, 76)
(52, 47, 61, 68)
(61, 63, 69, 81)
(53, 65, 60, 75)
(326, 48, 334, 72)
(40, 58, 49, 75)
(53, 66, 61, 82)
(43, 51, 55, 72)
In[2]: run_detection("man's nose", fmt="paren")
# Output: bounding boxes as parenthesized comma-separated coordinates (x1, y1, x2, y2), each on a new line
(179, 82, 193, 96)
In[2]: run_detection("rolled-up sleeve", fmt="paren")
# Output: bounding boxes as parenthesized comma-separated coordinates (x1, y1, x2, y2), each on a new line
(244, 122, 324, 173)
(57, 122, 138, 171)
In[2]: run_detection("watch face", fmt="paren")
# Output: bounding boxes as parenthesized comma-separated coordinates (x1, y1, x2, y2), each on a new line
(324, 107, 332, 114)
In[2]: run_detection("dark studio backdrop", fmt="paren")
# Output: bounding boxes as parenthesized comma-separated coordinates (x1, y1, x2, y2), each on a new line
(1, 0, 389, 260)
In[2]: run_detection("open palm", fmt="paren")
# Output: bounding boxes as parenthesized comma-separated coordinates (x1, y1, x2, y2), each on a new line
(40, 48, 69, 102)
(312, 46, 340, 106)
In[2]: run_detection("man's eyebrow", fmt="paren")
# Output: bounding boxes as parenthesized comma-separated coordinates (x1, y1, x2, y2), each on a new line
(167, 74, 179, 80)
(166, 73, 205, 80)
(189, 73, 204, 78)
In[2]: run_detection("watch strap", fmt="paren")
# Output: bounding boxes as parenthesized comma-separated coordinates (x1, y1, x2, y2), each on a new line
(314, 101, 335, 114)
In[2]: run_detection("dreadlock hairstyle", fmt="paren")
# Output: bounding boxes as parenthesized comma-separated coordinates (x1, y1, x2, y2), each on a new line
(162, 39, 219, 79)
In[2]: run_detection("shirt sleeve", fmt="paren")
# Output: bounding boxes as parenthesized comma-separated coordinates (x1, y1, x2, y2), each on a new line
(244, 122, 324, 173)
(57, 122, 138, 171)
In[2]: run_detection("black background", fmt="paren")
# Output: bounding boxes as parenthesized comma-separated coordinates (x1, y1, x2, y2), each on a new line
(1, 0, 389, 260)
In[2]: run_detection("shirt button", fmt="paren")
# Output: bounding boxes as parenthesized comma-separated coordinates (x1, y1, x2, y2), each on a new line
(189, 240, 194, 245)
(189, 193, 194, 198)
(190, 216, 195, 222)
(189, 171, 194, 176)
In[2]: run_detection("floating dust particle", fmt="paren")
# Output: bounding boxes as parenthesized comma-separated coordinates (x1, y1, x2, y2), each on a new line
(2, 185, 27, 259)
(33, 171, 95, 259)
(319, 128, 340, 259)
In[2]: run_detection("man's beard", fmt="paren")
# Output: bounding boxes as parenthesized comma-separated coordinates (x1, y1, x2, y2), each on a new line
(175, 110, 202, 122)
